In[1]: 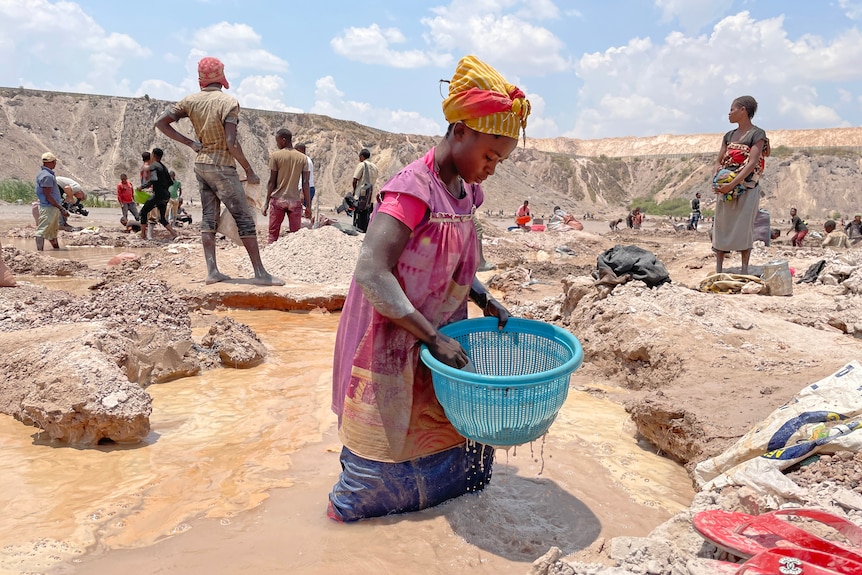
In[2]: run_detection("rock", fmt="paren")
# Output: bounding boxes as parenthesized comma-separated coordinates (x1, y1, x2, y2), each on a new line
(832, 488, 862, 511)
(201, 317, 267, 368)
(107, 252, 139, 266)
(529, 546, 563, 575)
(0, 327, 152, 445)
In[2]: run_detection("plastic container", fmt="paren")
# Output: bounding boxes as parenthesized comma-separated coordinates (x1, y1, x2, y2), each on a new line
(761, 260, 792, 296)
(133, 189, 152, 204)
(419, 317, 583, 446)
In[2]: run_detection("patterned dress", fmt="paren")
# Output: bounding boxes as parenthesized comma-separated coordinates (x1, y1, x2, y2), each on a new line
(713, 126, 769, 253)
(332, 148, 482, 463)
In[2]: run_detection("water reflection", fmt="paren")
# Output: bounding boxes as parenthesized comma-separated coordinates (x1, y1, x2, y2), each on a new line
(3, 237, 152, 271)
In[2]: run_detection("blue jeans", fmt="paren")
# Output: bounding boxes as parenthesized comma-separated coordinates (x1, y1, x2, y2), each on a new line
(194, 163, 257, 237)
(328, 442, 494, 522)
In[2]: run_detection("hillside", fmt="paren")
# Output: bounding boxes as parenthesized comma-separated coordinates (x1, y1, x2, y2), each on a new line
(1, 87, 861, 220)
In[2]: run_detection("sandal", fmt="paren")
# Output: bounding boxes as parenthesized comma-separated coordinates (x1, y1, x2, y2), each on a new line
(693, 508, 862, 561)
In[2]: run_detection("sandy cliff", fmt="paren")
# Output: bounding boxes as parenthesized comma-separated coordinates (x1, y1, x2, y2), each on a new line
(1, 87, 861, 220)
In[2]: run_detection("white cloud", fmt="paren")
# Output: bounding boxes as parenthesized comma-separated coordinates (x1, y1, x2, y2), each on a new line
(515, 0, 559, 20)
(421, 1, 570, 75)
(234, 75, 303, 113)
(0, 0, 149, 89)
(839, 0, 862, 20)
(311, 76, 443, 135)
(330, 24, 451, 68)
(189, 22, 288, 73)
(655, 0, 733, 32)
(777, 87, 844, 125)
(519, 91, 558, 139)
(568, 11, 862, 138)
(135, 79, 189, 103)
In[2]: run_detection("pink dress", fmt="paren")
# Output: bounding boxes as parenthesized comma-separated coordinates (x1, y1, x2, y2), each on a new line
(332, 148, 483, 463)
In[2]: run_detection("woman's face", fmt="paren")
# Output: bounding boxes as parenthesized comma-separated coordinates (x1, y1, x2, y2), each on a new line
(451, 124, 518, 184)
(728, 103, 747, 123)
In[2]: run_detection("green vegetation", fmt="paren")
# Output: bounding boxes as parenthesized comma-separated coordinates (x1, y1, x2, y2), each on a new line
(83, 195, 112, 208)
(809, 147, 862, 158)
(1, 178, 111, 207)
(0, 178, 35, 203)
(769, 145, 793, 158)
(630, 196, 693, 218)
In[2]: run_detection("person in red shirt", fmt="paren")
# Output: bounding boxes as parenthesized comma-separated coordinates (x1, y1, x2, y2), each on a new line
(116, 173, 139, 221)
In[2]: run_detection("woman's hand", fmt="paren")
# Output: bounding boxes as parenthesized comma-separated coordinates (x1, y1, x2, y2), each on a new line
(715, 182, 737, 194)
(483, 297, 510, 329)
(427, 331, 469, 368)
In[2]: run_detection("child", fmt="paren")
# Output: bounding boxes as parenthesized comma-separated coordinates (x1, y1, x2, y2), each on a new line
(329, 55, 527, 522)
(116, 173, 140, 221)
(821, 219, 850, 249)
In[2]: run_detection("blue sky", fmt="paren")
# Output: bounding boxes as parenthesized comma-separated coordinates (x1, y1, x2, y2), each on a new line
(1, 0, 861, 139)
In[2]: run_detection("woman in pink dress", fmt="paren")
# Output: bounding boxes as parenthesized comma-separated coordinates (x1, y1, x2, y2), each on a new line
(328, 55, 531, 522)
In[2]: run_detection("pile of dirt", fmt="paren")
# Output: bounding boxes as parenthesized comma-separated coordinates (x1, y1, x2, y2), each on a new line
(233, 225, 362, 287)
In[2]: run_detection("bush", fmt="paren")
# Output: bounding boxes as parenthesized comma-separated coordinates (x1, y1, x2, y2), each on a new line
(631, 196, 694, 218)
(0, 178, 36, 203)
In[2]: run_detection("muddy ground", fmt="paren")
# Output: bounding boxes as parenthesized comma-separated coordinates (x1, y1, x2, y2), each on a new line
(3, 206, 862, 573)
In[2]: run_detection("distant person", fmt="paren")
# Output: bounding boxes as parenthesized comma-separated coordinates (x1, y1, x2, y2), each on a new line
(821, 219, 850, 249)
(167, 170, 182, 222)
(153, 56, 283, 286)
(688, 192, 701, 230)
(263, 128, 310, 243)
(711, 95, 769, 275)
(294, 143, 315, 208)
(626, 207, 642, 229)
(55, 175, 87, 231)
(351, 148, 378, 232)
(547, 206, 583, 231)
(609, 218, 623, 231)
(34, 152, 69, 251)
(138, 148, 178, 240)
(515, 199, 531, 230)
(845, 213, 862, 244)
(174, 197, 193, 225)
(119, 216, 142, 233)
(139, 151, 151, 188)
(116, 173, 140, 221)
(785, 207, 808, 247)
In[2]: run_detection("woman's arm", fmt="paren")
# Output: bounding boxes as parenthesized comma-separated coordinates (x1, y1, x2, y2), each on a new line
(355, 212, 469, 368)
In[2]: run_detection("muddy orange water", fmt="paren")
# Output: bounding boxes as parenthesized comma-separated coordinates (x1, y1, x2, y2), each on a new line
(0, 309, 694, 575)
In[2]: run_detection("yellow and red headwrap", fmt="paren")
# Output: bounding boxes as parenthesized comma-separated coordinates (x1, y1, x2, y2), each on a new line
(442, 55, 531, 142)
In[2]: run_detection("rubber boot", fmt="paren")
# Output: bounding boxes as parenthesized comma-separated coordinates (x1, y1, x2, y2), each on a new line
(35, 237, 44, 251)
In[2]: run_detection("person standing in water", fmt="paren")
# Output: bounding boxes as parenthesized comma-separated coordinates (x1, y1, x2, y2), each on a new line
(328, 55, 527, 522)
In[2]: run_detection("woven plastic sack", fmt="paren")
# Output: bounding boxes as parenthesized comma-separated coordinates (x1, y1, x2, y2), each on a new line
(216, 182, 264, 245)
(694, 361, 862, 498)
